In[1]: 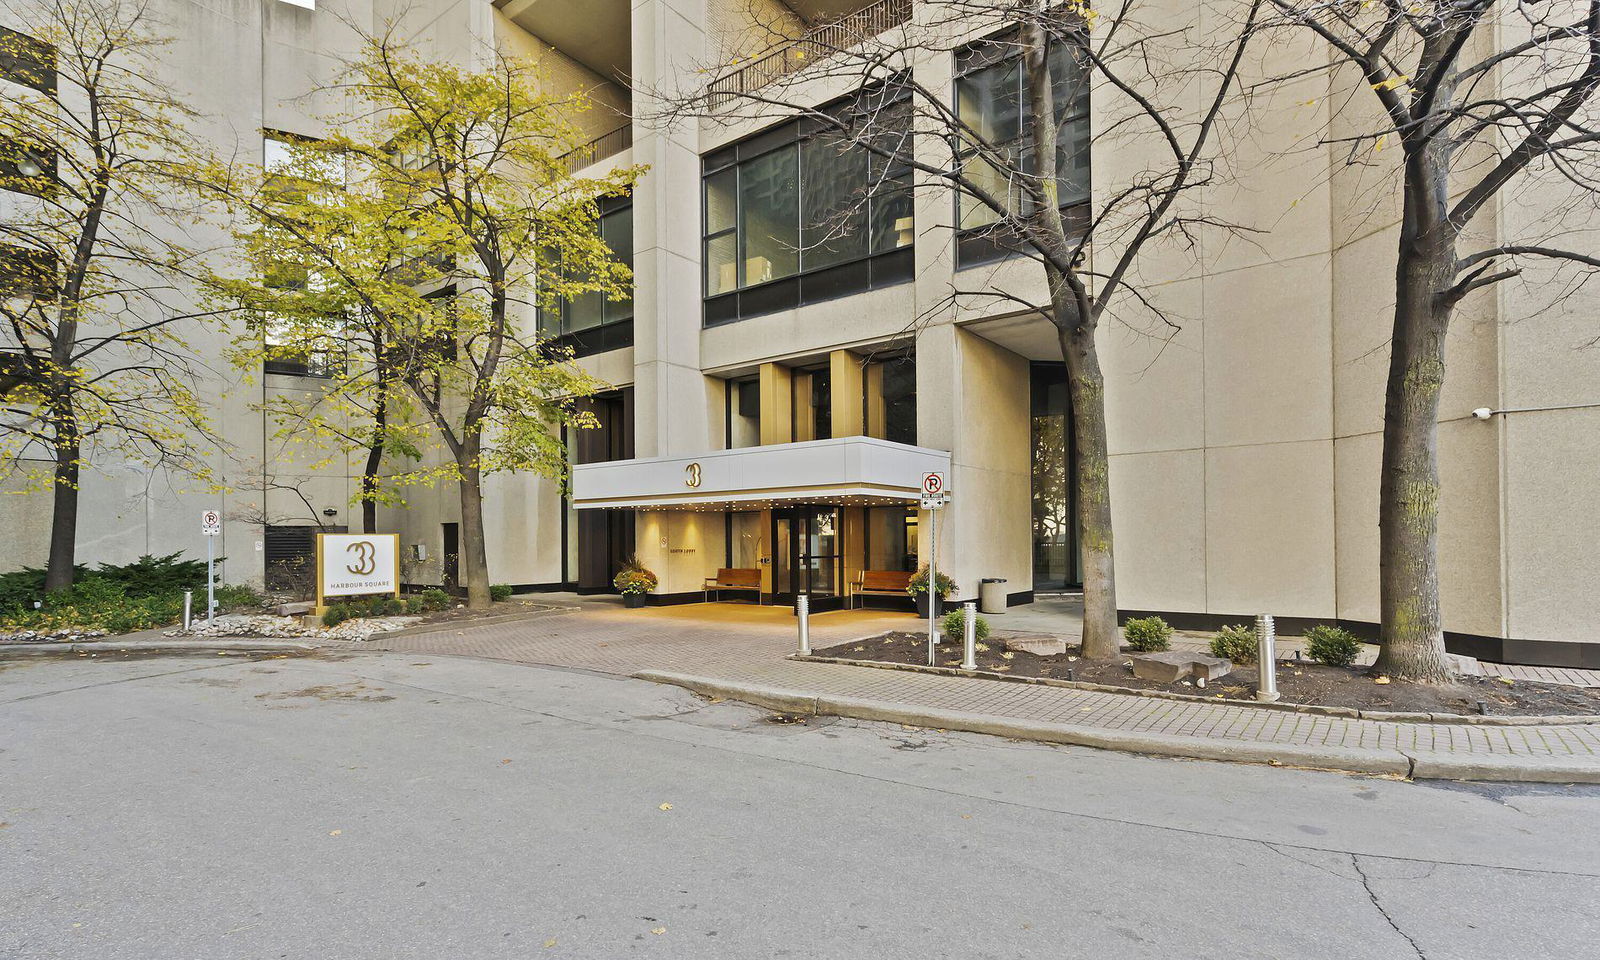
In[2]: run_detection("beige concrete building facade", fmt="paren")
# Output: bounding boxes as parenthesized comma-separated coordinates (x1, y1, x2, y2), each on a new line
(3, 0, 1597, 662)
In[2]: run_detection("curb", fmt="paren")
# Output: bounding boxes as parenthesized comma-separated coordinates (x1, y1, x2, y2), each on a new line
(632, 670, 1600, 783)
(0, 640, 323, 658)
(793, 654, 1600, 726)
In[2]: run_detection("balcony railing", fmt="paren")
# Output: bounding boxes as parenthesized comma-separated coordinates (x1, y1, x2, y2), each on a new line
(707, 0, 913, 109)
(560, 123, 633, 174)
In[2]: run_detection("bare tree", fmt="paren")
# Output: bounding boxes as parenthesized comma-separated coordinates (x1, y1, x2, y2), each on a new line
(654, 0, 1262, 658)
(1267, 0, 1600, 681)
(0, 0, 223, 592)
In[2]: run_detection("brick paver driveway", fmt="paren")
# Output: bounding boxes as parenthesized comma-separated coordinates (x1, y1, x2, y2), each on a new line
(350, 595, 1600, 777)
(363, 596, 917, 677)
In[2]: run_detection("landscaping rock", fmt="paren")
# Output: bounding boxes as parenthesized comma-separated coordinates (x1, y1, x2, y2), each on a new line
(1447, 653, 1484, 677)
(272, 601, 315, 617)
(0, 627, 110, 644)
(1002, 635, 1069, 656)
(166, 613, 419, 643)
(1132, 651, 1234, 684)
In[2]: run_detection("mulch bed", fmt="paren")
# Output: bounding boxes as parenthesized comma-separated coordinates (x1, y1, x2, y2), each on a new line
(817, 631, 1600, 718)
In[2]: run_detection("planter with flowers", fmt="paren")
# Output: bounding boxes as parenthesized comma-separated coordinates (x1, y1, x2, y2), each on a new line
(907, 565, 957, 618)
(613, 560, 658, 609)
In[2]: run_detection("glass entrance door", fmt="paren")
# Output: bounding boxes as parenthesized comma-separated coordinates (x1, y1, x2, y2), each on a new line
(772, 507, 844, 612)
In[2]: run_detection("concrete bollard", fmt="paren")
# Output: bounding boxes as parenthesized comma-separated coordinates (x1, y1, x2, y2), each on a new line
(183, 590, 193, 630)
(1256, 613, 1279, 702)
(796, 594, 810, 656)
(962, 602, 978, 671)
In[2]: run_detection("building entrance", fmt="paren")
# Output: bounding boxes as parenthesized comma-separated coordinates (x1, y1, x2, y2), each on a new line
(772, 506, 844, 612)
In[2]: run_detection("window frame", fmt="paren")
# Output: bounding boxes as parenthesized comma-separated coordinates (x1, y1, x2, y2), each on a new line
(701, 82, 915, 327)
(538, 193, 635, 359)
(952, 29, 1093, 269)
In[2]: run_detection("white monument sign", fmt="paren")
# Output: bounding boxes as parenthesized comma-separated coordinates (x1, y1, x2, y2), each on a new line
(318, 533, 401, 602)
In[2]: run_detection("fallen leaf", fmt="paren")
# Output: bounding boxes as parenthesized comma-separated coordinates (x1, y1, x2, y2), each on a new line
(544, 939, 557, 949)
(329, 829, 342, 836)
(659, 802, 672, 811)
(1374, 676, 1391, 685)
(501, 759, 512, 765)
(651, 927, 667, 935)
(961, 814, 972, 820)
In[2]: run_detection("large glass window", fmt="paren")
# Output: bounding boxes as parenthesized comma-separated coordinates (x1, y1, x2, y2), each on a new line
(702, 84, 914, 325)
(865, 349, 917, 444)
(955, 33, 1091, 265)
(0, 27, 55, 94)
(792, 365, 831, 442)
(539, 196, 633, 357)
(865, 506, 917, 572)
(1031, 362, 1080, 590)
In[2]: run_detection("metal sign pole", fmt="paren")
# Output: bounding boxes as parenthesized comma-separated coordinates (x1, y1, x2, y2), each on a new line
(927, 504, 938, 666)
(206, 534, 215, 624)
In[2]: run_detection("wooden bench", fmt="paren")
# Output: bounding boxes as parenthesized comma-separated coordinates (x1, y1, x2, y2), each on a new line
(852, 570, 913, 609)
(704, 567, 762, 603)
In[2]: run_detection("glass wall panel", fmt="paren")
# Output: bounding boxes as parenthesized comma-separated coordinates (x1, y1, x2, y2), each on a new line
(869, 176, 915, 253)
(881, 355, 917, 445)
(701, 85, 914, 323)
(705, 168, 737, 233)
(955, 36, 1090, 254)
(865, 506, 916, 571)
(603, 204, 633, 322)
(705, 232, 738, 297)
(1031, 363, 1079, 589)
(729, 511, 766, 569)
(800, 133, 869, 268)
(739, 147, 800, 284)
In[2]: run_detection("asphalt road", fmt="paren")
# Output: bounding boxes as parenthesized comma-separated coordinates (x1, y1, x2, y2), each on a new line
(4, 650, 1599, 960)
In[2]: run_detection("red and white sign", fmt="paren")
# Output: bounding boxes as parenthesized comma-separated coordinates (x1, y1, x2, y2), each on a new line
(200, 510, 222, 537)
(921, 472, 945, 497)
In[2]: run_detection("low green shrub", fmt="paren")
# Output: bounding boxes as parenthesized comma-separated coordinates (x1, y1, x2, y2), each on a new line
(1123, 616, 1173, 652)
(416, 588, 450, 612)
(322, 604, 354, 627)
(490, 584, 514, 602)
(215, 584, 263, 612)
(1210, 624, 1258, 664)
(939, 609, 991, 643)
(1305, 624, 1363, 668)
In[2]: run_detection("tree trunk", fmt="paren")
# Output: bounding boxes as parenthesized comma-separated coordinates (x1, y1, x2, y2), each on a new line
(1372, 148, 1456, 684)
(1056, 308, 1120, 660)
(456, 439, 492, 610)
(44, 432, 81, 593)
(360, 425, 382, 535)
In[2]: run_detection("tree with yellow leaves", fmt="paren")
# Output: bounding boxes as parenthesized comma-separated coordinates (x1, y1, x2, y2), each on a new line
(216, 30, 640, 608)
(0, 0, 222, 593)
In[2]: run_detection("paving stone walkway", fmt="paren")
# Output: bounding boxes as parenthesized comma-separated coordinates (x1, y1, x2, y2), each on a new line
(350, 597, 1600, 776)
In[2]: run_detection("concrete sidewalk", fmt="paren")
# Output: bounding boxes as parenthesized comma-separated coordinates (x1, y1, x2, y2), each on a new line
(348, 596, 1600, 783)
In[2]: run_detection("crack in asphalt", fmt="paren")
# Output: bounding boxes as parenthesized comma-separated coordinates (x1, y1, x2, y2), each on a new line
(0, 659, 243, 705)
(1352, 854, 1429, 960)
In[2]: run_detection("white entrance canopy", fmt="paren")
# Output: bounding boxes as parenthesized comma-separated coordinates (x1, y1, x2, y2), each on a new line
(571, 436, 952, 511)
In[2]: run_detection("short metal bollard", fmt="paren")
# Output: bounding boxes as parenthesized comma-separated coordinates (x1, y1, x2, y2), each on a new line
(796, 594, 811, 656)
(961, 602, 978, 671)
(1255, 613, 1279, 702)
(183, 590, 193, 630)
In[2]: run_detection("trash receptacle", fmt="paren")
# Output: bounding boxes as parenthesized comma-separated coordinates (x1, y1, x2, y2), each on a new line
(979, 578, 1007, 614)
